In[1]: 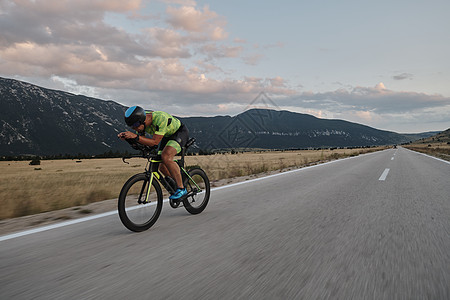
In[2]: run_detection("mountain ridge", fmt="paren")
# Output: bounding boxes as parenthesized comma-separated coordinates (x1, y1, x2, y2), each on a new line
(182, 108, 410, 150)
(0, 77, 439, 156)
(0, 77, 128, 156)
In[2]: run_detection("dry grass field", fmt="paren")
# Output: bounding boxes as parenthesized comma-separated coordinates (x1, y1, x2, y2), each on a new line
(0, 147, 385, 220)
(403, 128, 450, 161)
(0, 159, 146, 220)
(404, 143, 450, 161)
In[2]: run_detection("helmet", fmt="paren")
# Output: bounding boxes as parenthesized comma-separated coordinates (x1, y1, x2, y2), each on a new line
(124, 106, 146, 127)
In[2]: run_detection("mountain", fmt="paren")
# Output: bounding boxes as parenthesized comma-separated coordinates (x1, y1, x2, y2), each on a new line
(401, 131, 442, 143)
(0, 77, 129, 156)
(0, 77, 435, 156)
(181, 109, 412, 150)
(409, 128, 450, 145)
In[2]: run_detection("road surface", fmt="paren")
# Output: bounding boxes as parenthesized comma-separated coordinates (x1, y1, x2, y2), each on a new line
(1, 147, 449, 299)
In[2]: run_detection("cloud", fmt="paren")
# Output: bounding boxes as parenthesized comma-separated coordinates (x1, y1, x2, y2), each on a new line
(194, 60, 226, 74)
(165, 5, 228, 40)
(199, 44, 243, 59)
(375, 82, 386, 90)
(233, 38, 247, 43)
(1, 0, 289, 96)
(290, 84, 450, 114)
(142, 27, 191, 58)
(393, 73, 414, 80)
(0, 0, 143, 45)
(268, 76, 287, 88)
(243, 54, 264, 65)
(161, 0, 197, 6)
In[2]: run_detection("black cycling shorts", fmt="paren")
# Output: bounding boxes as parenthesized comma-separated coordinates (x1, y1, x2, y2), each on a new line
(158, 124, 189, 154)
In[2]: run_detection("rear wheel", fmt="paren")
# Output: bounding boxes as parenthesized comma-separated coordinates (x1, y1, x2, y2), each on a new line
(118, 173, 162, 232)
(182, 168, 210, 214)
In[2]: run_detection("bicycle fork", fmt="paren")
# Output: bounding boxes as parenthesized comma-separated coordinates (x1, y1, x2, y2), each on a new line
(137, 173, 154, 204)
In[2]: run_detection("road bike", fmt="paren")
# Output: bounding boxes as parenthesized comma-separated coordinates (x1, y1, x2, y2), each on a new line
(118, 138, 210, 232)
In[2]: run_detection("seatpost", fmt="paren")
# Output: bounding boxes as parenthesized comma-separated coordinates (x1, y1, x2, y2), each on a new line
(179, 146, 186, 167)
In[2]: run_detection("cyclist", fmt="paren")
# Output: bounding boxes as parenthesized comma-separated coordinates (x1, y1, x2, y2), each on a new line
(118, 106, 189, 200)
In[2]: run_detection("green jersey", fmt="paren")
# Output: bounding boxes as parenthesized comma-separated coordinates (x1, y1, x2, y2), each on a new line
(145, 111, 181, 137)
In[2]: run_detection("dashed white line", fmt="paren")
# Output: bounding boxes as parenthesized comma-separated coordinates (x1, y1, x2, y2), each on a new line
(379, 168, 390, 181)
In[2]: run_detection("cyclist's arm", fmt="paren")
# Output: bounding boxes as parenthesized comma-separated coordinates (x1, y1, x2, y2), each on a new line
(118, 131, 163, 147)
(137, 134, 163, 147)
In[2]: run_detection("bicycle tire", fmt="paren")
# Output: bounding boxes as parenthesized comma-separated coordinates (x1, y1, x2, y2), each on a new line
(182, 168, 210, 214)
(118, 173, 163, 232)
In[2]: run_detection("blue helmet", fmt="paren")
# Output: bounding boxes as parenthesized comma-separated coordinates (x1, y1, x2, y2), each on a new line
(124, 106, 146, 127)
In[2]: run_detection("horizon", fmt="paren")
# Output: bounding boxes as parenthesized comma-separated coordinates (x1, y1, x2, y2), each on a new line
(2, 75, 447, 135)
(0, 77, 444, 134)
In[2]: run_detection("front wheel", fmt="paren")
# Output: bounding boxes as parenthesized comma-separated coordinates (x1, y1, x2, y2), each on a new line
(182, 168, 210, 214)
(118, 173, 163, 232)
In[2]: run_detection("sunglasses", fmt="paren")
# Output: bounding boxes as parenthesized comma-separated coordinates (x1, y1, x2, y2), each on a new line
(130, 121, 142, 128)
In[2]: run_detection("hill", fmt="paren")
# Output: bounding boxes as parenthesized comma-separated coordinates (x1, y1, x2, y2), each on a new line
(181, 109, 413, 150)
(409, 128, 450, 145)
(0, 77, 436, 156)
(0, 77, 129, 156)
(404, 129, 450, 161)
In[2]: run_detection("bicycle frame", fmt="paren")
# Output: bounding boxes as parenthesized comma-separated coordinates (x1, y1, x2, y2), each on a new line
(138, 156, 202, 203)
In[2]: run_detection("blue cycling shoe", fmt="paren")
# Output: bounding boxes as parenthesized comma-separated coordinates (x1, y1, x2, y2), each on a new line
(169, 188, 187, 200)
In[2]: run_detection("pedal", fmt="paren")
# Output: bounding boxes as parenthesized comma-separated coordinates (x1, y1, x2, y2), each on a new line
(169, 198, 181, 208)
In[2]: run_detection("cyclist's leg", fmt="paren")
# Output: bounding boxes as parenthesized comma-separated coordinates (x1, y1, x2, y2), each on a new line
(161, 144, 183, 188)
(159, 163, 170, 178)
(161, 125, 189, 189)
(158, 137, 171, 177)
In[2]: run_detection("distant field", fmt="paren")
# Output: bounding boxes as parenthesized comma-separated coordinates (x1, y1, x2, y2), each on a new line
(403, 132, 450, 162)
(0, 147, 385, 219)
(404, 143, 450, 161)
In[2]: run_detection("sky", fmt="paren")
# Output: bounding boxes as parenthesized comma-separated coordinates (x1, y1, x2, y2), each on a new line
(1, 0, 449, 133)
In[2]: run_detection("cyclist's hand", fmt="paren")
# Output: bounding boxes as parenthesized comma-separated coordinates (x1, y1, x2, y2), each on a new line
(118, 131, 138, 140)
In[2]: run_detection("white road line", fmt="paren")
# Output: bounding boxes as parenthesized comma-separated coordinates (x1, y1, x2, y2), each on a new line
(0, 211, 117, 242)
(403, 148, 450, 165)
(0, 150, 385, 242)
(379, 168, 390, 181)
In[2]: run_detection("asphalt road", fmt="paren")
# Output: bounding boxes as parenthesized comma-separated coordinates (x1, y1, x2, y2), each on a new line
(1, 147, 449, 299)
